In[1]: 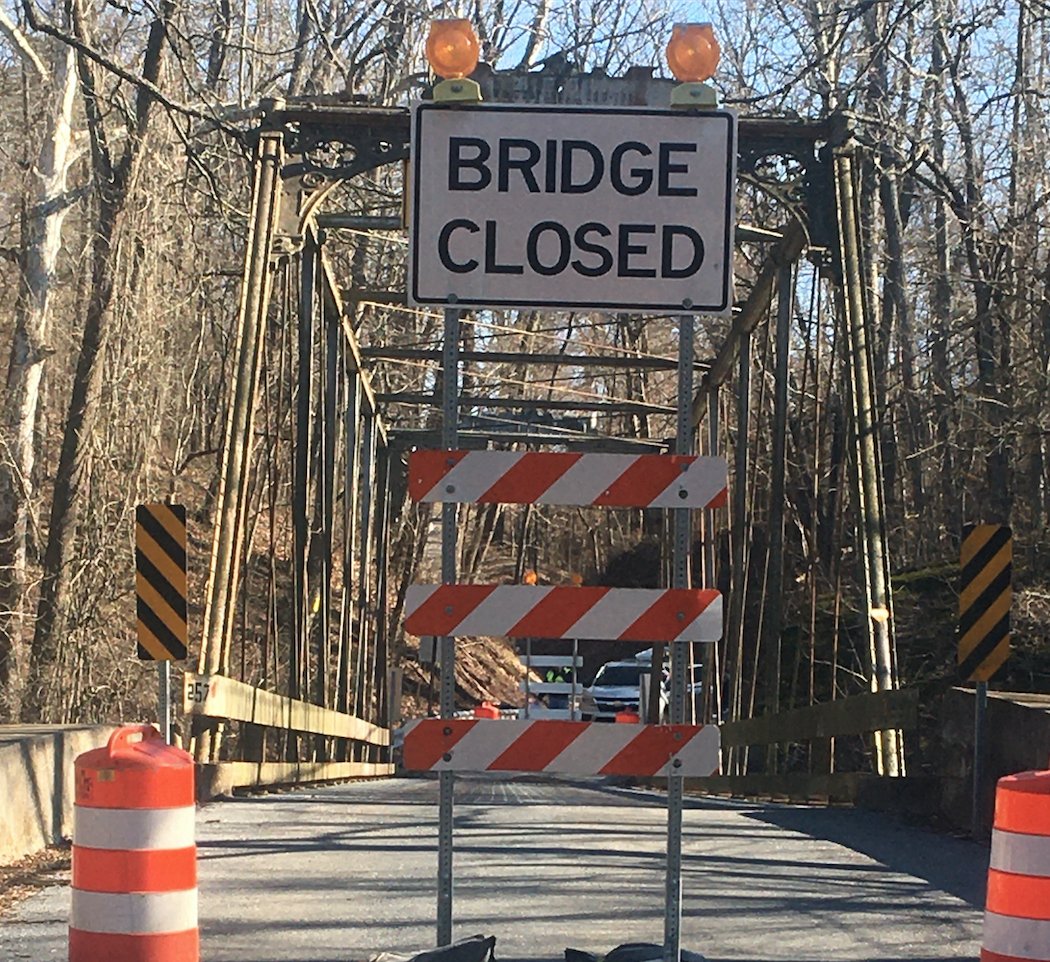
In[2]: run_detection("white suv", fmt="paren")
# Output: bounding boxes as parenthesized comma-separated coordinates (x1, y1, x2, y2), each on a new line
(581, 659, 666, 722)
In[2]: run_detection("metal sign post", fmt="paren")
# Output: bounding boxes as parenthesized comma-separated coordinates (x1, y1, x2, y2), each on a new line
(524, 638, 532, 719)
(973, 679, 988, 837)
(158, 662, 172, 743)
(572, 639, 579, 720)
(437, 306, 460, 946)
(665, 314, 694, 962)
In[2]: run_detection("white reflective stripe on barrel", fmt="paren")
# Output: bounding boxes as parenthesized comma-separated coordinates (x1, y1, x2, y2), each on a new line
(70, 889, 197, 935)
(991, 829, 1050, 878)
(983, 911, 1050, 960)
(74, 806, 195, 851)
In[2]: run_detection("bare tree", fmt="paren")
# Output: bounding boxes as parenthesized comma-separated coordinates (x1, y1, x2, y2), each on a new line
(0, 11, 78, 720)
(22, 0, 176, 720)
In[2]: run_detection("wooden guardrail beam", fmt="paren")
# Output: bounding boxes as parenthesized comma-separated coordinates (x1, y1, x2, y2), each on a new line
(682, 772, 865, 803)
(184, 673, 389, 747)
(719, 688, 919, 749)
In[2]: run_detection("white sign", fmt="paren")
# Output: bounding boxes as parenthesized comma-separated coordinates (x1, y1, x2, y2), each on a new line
(409, 103, 736, 314)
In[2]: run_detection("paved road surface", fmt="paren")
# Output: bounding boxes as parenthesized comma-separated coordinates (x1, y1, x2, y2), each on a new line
(1, 775, 987, 961)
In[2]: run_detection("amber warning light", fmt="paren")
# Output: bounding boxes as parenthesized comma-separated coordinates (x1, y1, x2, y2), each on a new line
(426, 19, 482, 102)
(666, 23, 720, 82)
(667, 23, 720, 108)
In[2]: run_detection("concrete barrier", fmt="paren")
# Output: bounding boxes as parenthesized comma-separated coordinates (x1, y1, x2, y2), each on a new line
(0, 724, 118, 865)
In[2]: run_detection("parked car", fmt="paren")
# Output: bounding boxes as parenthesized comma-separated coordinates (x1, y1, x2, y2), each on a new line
(581, 658, 667, 722)
(580, 655, 704, 722)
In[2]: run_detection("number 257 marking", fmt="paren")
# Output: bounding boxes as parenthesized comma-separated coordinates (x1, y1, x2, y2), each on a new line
(187, 680, 211, 704)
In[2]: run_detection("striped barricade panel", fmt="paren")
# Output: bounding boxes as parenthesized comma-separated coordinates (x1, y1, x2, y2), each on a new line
(404, 585, 722, 642)
(409, 450, 728, 508)
(135, 503, 188, 661)
(959, 523, 1012, 682)
(400, 719, 720, 777)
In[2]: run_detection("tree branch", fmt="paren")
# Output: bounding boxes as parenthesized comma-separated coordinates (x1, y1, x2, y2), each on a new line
(20, 0, 239, 136)
(0, 6, 47, 79)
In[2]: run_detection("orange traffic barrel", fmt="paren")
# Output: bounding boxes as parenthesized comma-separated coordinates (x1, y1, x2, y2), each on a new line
(615, 710, 642, 723)
(70, 725, 198, 962)
(981, 767, 1050, 961)
(474, 701, 500, 719)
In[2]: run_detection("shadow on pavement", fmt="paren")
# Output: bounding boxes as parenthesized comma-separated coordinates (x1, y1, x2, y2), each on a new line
(742, 805, 988, 908)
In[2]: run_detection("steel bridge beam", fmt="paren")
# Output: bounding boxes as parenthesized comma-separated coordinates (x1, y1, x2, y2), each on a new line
(363, 347, 705, 371)
(376, 393, 675, 416)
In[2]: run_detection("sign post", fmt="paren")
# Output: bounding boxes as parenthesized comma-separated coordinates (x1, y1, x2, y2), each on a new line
(437, 306, 460, 946)
(665, 313, 694, 962)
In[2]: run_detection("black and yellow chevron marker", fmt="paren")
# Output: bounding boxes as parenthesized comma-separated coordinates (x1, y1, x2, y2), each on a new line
(136, 503, 188, 661)
(958, 524, 1011, 682)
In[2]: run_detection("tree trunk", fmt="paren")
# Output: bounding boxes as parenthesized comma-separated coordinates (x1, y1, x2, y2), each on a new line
(0, 42, 77, 721)
(880, 171, 927, 525)
(22, 0, 172, 721)
(930, 10, 956, 543)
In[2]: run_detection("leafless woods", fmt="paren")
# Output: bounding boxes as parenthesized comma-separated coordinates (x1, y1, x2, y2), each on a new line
(0, 0, 1046, 723)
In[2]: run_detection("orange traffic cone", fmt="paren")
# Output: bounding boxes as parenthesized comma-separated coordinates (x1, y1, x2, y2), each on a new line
(70, 725, 198, 962)
(980, 767, 1050, 961)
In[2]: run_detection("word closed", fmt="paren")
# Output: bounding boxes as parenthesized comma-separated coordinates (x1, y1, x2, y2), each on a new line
(410, 104, 736, 313)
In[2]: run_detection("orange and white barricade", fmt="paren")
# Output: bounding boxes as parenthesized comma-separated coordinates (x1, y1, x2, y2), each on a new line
(982, 767, 1050, 962)
(401, 718, 719, 777)
(70, 724, 198, 962)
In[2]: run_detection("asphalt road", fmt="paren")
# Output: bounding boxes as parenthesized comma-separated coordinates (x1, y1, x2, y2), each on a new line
(0, 775, 987, 962)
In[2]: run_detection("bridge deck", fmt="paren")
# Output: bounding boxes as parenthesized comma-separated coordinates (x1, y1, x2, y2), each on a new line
(1, 775, 985, 961)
